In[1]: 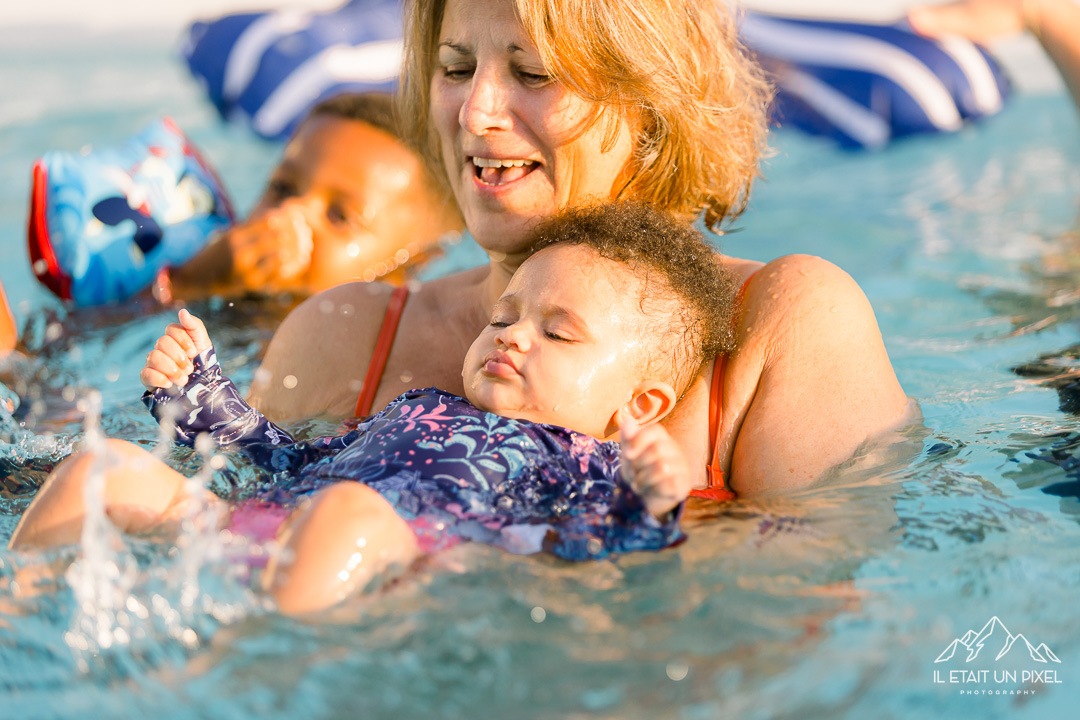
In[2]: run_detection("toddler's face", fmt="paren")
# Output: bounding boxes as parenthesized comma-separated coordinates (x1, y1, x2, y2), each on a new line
(462, 244, 650, 439)
(242, 115, 447, 290)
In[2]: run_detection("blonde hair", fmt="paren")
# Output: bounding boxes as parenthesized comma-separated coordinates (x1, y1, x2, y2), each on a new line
(399, 0, 772, 230)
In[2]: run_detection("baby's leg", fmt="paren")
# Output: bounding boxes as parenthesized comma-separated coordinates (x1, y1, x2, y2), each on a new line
(264, 483, 420, 615)
(8, 438, 220, 549)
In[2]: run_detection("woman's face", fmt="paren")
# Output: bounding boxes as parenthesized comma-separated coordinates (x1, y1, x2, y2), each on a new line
(430, 0, 637, 261)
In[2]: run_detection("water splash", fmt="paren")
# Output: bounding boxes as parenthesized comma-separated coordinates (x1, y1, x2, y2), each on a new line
(63, 390, 141, 674)
(58, 393, 257, 675)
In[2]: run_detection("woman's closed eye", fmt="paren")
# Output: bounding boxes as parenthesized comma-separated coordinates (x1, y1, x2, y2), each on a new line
(441, 64, 474, 81)
(516, 69, 552, 87)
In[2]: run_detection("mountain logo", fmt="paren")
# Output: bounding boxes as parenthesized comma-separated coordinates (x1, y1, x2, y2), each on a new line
(935, 616, 1061, 664)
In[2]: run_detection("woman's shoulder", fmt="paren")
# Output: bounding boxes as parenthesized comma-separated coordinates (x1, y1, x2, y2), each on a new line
(718, 252, 868, 327)
(720, 253, 911, 494)
(250, 266, 491, 423)
(250, 281, 398, 422)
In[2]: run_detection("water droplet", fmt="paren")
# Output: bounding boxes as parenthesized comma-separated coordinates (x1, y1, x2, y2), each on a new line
(399, 370, 414, 383)
(531, 606, 546, 623)
(346, 243, 361, 258)
(283, 375, 298, 389)
(586, 537, 603, 555)
(105, 367, 120, 383)
(254, 367, 273, 386)
(829, 306, 838, 313)
(666, 660, 689, 681)
(45, 322, 63, 343)
(32, 259, 47, 276)
(319, 299, 335, 314)
(340, 303, 355, 316)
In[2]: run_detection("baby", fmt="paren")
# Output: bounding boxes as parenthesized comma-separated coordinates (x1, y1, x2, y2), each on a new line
(11, 203, 736, 615)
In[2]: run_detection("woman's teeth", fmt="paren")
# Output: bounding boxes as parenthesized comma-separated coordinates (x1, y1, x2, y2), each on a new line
(472, 158, 537, 185)
(473, 158, 535, 168)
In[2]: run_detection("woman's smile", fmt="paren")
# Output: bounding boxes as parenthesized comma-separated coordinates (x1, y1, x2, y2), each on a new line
(471, 156, 540, 186)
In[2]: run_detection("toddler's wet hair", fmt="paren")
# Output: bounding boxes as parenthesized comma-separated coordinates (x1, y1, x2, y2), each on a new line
(528, 202, 738, 394)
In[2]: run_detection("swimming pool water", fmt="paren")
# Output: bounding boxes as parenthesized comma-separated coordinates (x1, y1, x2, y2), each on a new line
(2, 27, 1080, 720)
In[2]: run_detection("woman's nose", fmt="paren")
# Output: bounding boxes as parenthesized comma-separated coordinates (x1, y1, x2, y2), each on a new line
(459, 68, 513, 136)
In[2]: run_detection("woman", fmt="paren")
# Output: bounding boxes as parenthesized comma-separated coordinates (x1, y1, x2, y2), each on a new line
(246, 0, 914, 497)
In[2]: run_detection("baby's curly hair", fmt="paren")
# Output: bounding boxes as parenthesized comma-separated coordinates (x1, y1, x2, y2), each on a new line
(527, 202, 738, 395)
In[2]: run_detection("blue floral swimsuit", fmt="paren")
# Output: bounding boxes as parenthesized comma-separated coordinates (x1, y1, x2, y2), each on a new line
(143, 348, 683, 560)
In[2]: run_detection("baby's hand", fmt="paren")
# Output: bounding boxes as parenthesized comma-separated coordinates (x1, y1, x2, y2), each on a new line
(140, 309, 213, 390)
(618, 414, 692, 519)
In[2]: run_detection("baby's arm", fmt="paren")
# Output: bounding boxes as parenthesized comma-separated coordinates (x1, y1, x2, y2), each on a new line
(141, 310, 295, 448)
(618, 415, 692, 519)
(537, 420, 687, 561)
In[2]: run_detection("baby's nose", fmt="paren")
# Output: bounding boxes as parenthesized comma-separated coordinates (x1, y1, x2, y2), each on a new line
(497, 321, 533, 350)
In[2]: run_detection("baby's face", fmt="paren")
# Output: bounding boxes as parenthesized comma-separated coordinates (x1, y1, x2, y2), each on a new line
(462, 244, 650, 439)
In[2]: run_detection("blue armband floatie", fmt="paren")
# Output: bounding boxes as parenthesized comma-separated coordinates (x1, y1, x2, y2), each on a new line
(28, 117, 235, 307)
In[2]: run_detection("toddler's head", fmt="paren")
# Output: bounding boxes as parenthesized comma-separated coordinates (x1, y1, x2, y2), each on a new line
(242, 92, 462, 291)
(462, 202, 738, 439)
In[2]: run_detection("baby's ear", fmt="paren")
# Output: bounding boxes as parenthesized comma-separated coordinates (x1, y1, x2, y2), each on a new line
(623, 381, 678, 427)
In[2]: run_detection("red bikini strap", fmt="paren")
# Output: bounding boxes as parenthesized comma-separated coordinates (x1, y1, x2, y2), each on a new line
(691, 269, 759, 501)
(354, 285, 410, 418)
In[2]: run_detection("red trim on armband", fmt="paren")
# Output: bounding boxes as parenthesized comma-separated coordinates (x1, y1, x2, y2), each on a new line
(27, 160, 72, 301)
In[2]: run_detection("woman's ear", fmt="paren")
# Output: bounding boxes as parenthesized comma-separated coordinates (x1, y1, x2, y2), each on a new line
(622, 381, 678, 427)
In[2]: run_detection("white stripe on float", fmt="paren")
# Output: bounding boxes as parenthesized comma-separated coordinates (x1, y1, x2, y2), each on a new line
(742, 15, 963, 131)
(252, 39, 404, 138)
(223, 10, 313, 103)
(935, 36, 1003, 115)
(779, 68, 891, 148)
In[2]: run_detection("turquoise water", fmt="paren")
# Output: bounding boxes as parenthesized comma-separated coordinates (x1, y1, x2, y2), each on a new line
(2, 27, 1080, 719)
